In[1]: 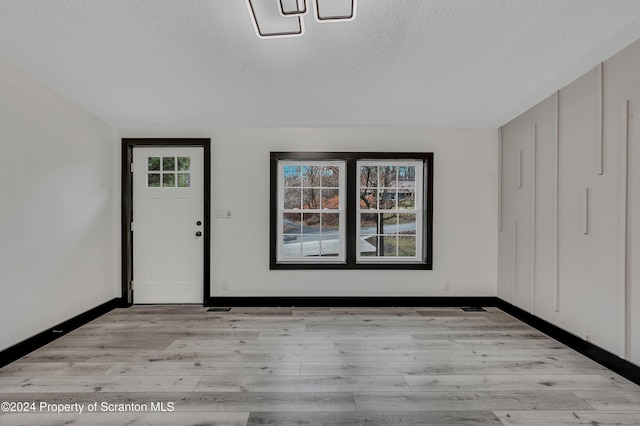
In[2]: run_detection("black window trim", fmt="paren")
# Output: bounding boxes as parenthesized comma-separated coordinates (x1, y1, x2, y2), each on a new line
(270, 152, 434, 270)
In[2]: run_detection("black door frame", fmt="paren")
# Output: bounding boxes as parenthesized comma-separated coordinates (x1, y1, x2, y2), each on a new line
(121, 138, 211, 306)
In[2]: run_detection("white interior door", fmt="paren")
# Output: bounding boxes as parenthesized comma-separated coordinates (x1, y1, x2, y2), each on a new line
(133, 147, 204, 303)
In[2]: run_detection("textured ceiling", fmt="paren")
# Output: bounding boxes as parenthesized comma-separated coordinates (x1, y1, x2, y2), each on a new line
(1, 0, 640, 128)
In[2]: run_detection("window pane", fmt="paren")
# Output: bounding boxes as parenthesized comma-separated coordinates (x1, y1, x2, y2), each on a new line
(382, 236, 397, 256)
(360, 213, 378, 234)
(303, 188, 320, 209)
(359, 189, 377, 209)
(284, 166, 301, 187)
(178, 157, 191, 171)
(382, 213, 397, 234)
(163, 173, 175, 187)
(398, 236, 417, 257)
(302, 234, 321, 257)
(177, 173, 191, 187)
(360, 166, 377, 187)
(399, 189, 415, 209)
(284, 188, 301, 209)
(321, 189, 340, 209)
(320, 234, 340, 257)
(378, 189, 396, 209)
(282, 235, 301, 257)
(398, 213, 417, 234)
(148, 157, 160, 171)
(360, 235, 378, 256)
(397, 166, 416, 182)
(379, 166, 396, 187)
(283, 213, 302, 234)
(163, 157, 175, 171)
(321, 213, 340, 232)
(322, 166, 340, 187)
(302, 166, 321, 187)
(303, 213, 321, 231)
(148, 173, 160, 187)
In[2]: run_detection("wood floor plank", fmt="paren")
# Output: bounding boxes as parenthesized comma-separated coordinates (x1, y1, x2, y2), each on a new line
(165, 339, 334, 351)
(301, 360, 607, 376)
(194, 375, 409, 392)
(333, 339, 567, 351)
(128, 351, 272, 363)
(0, 412, 249, 426)
(0, 376, 200, 393)
(0, 362, 114, 377)
(494, 410, 640, 425)
(65, 330, 260, 340)
(258, 331, 415, 340)
(247, 410, 503, 425)
(105, 361, 301, 376)
(41, 339, 176, 350)
(573, 390, 640, 410)
(353, 390, 594, 411)
(270, 349, 588, 363)
(409, 330, 548, 340)
(403, 374, 627, 391)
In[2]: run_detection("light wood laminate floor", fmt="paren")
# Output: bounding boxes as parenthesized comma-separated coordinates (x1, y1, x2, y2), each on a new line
(1, 306, 638, 425)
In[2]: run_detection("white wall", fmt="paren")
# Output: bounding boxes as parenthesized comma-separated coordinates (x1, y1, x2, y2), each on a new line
(498, 39, 640, 366)
(0, 60, 118, 352)
(120, 128, 498, 298)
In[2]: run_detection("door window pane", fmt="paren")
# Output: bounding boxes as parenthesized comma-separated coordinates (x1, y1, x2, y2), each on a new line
(148, 173, 161, 187)
(163, 173, 176, 187)
(177, 173, 191, 187)
(148, 157, 161, 171)
(177, 157, 191, 171)
(163, 157, 175, 171)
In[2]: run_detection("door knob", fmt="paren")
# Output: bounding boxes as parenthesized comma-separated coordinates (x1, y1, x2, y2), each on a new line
(195, 231, 202, 237)
(196, 221, 202, 226)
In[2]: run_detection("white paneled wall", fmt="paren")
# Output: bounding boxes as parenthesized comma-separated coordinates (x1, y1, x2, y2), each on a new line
(498, 39, 640, 366)
(606, 40, 640, 363)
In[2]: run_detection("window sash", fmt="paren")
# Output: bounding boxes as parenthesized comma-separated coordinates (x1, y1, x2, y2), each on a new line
(356, 160, 423, 262)
(277, 160, 346, 263)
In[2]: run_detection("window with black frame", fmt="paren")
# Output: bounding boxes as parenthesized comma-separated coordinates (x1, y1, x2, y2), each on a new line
(270, 152, 433, 270)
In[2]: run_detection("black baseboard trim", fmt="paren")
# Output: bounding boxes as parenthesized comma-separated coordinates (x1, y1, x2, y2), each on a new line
(204, 296, 497, 308)
(0, 298, 124, 368)
(497, 298, 640, 386)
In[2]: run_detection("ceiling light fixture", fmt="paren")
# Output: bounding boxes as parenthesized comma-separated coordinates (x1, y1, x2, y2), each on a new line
(246, 0, 357, 39)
